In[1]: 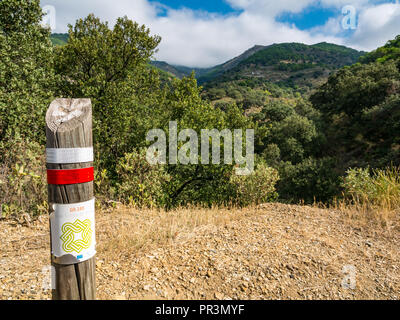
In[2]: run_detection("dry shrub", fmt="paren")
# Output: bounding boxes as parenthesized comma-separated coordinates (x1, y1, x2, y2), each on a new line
(340, 166, 400, 226)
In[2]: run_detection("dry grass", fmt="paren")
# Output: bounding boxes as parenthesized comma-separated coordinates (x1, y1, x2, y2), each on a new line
(95, 203, 400, 299)
(330, 201, 399, 230)
(311, 199, 399, 232)
(98, 185, 400, 262)
(1, 203, 399, 300)
(96, 205, 261, 260)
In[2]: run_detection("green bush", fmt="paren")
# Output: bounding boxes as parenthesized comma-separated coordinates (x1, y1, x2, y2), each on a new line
(277, 157, 341, 204)
(242, 89, 267, 109)
(114, 148, 171, 208)
(261, 100, 295, 122)
(0, 135, 47, 219)
(0, 0, 55, 143)
(230, 161, 279, 207)
(206, 88, 226, 100)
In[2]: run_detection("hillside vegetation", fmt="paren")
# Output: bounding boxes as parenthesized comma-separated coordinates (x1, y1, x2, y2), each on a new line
(201, 38, 399, 205)
(201, 42, 365, 103)
(50, 33, 364, 91)
(50, 33, 68, 46)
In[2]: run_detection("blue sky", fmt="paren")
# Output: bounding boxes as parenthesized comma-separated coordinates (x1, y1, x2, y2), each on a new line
(41, 0, 400, 67)
(277, 5, 338, 30)
(149, 0, 240, 15)
(150, 0, 397, 30)
(151, 0, 339, 29)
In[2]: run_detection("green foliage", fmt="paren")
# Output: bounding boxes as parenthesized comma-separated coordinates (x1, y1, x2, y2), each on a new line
(55, 14, 163, 172)
(53, 15, 255, 210)
(278, 157, 341, 203)
(359, 35, 400, 64)
(253, 96, 336, 203)
(311, 58, 400, 168)
(276, 62, 315, 72)
(159, 78, 254, 208)
(114, 149, 171, 208)
(0, 135, 47, 219)
(50, 33, 69, 46)
(311, 61, 399, 117)
(201, 42, 363, 100)
(312, 42, 365, 56)
(55, 14, 161, 100)
(241, 89, 267, 109)
(206, 87, 226, 100)
(203, 78, 294, 111)
(230, 161, 279, 207)
(257, 99, 319, 163)
(260, 100, 295, 122)
(0, 0, 55, 143)
(242, 43, 362, 69)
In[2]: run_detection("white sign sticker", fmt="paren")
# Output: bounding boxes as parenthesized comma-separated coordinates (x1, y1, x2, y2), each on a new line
(46, 147, 94, 164)
(50, 199, 96, 264)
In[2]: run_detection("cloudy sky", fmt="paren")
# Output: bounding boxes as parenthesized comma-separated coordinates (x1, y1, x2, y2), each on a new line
(40, 0, 400, 67)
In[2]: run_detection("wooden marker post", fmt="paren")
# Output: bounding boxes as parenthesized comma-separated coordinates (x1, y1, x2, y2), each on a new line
(46, 98, 96, 300)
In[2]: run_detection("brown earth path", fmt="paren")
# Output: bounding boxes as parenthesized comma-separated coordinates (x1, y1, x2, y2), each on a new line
(0, 204, 399, 300)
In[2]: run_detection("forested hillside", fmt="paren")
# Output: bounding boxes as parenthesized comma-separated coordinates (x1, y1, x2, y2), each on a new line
(50, 33, 364, 89)
(50, 33, 68, 46)
(248, 37, 399, 203)
(201, 43, 365, 106)
(311, 37, 400, 170)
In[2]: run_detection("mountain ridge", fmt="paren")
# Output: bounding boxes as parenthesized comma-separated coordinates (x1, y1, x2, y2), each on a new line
(50, 33, 366, 87)
(152, 42, 366, 85)
(201, 42, 366, 99)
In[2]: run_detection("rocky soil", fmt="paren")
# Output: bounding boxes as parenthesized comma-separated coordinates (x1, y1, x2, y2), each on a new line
(1, 203, 399, 300)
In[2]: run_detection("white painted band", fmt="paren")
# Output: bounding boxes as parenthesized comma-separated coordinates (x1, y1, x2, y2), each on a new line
(46, 147, 94, 164)
(50, 198, 96, 264)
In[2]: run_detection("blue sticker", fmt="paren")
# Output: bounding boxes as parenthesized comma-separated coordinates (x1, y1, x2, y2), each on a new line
(77, 255, 83, 260)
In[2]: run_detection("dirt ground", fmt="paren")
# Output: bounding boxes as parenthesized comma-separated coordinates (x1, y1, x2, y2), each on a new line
(0, 203, 399, 300)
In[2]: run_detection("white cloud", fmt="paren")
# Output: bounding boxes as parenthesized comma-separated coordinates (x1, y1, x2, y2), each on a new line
(347, 3, 400, 50)
(41, 0, 400, 67)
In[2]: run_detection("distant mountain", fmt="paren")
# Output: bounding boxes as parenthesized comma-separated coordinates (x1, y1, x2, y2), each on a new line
(149, 61, 194, 79)
(50, 33, 68, 46)
(197, 45, 267, 84)
(200, 42, 366, 88)
(150, 61, 213, 79)
(50, 33, 365, 91)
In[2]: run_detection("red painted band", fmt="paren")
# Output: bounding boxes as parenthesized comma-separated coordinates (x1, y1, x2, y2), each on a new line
(47, 167, 94, 185)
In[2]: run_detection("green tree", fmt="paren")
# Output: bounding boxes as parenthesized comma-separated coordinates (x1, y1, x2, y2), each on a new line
(311, 58, 400, 168)
(278, 157, 341, 203)
(159, 76, 254, 208)
(359, 35, 400, 64)
(0, 0, 55, 143)
(55, 14, 162, 171)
